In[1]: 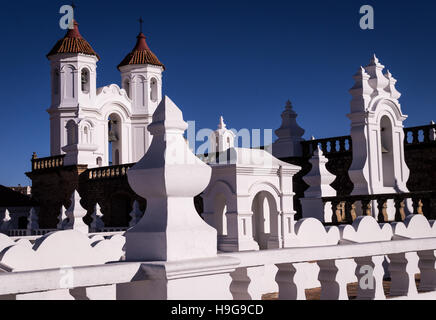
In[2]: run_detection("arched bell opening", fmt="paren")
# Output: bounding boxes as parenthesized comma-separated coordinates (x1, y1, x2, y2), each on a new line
(380, 115, 395, 188)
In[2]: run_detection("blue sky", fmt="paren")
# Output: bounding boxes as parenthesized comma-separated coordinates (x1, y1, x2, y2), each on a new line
(0, 0, 435, 186)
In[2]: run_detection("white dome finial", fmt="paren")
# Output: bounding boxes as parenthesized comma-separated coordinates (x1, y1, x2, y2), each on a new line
(218, 116, 226, 129)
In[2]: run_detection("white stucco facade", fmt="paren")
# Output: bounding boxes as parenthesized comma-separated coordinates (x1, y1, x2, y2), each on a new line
(202, 148, 301, 252)
(47, 23, 164, 168)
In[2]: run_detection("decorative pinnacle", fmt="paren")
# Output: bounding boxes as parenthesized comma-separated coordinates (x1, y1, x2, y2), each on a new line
(218, 116, 226, 129)
(285, 100, 293, 109)
(385, 70, 393, 79)
(367, 53, 384, 68)
(311, 136, 316, 140)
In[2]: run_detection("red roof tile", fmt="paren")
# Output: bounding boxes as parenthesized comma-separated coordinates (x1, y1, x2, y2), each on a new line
(118, 33, 164, 70)
(47, 20, 100, 60)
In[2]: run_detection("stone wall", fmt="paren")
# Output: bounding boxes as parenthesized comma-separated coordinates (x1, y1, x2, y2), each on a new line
(26, 165, 145, 229)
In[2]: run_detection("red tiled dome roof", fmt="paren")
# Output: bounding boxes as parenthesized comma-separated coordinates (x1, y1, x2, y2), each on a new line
(117, 33, 165, 70)
(47, 20, 100, 60)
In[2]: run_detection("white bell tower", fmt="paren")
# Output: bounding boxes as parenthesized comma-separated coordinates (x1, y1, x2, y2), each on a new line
(47, 20, 99, 158)
(348, 55, 410, 196)
(209, 116, 236, 153)
(118, 28, 164, 161)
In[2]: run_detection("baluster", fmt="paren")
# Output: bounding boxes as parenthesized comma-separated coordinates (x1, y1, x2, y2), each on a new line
(346, 138, 352, 151)
(417, 250, 436, 292)
(331, 200, 342, 224)
(230, 266, 269, 300)
(317, 259, 349, 300)
(417, 199, 424, 215)
(411, 197, 424, 215)
(355, 255, 386, 300)
(327, 141, 333, 153)
(361, 199, 372, 217)
(388, 252, 418, 297)
(350, 202, 357, 221)
(377, 198, 388, 222)
(404, 130, 410, 145)
(275, 263, 306, 300)
(343, 201, 353, 223)
(340, 202, 346, 223)
(394, 198, 406, 221)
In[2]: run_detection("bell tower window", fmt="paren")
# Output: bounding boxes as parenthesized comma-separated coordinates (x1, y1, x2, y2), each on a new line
(81, 69, 90, 93)
(53, 70, 60, 95)
(150, 78, 158, 102)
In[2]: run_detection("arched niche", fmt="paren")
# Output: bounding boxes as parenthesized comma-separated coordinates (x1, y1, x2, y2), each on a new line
(65, 120, 78, 146)
(251, 191, 279, 250)
(108, 113, 122, 165)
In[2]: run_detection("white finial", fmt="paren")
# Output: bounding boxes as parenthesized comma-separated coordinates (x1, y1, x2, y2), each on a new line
(218, 116, 226, 129)
(2, 209, 11, 223)
(430, 121, 436, 141)
(0, 209, 11, 234)
(90, 203, 104, 232)
(302, 145, 336, 199)
(27, 207, 39, 234)
(372, 54, 379, 63)
(65, 190, 89, 234)
(311, 136, 316, 140)
(126, 96, 217, 261)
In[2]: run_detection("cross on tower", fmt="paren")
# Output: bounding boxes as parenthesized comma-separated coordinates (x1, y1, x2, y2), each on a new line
(138, 17, 144, 33)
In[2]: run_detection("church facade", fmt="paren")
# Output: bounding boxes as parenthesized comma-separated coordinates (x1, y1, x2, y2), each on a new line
(47, 20, 164, 168)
